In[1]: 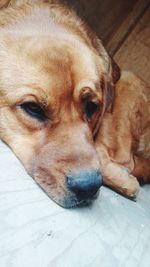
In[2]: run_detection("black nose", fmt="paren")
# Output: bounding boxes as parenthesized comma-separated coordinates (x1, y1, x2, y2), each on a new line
(67, 170, 103, 200)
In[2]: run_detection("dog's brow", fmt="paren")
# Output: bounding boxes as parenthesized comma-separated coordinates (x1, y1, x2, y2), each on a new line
(74, 80, 102, 102)
(0, 84, 48, 107)
(24, 84, 49, 106)
(81, 86, 102, 104)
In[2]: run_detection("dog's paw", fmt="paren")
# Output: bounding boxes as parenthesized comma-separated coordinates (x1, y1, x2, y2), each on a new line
(121, 175, 140, 198)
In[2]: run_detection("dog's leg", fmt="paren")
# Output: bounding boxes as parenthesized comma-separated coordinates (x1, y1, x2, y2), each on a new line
(96, 144, 140, 198)
(112, 134, 135, 171)
(132, 156, 150, 184)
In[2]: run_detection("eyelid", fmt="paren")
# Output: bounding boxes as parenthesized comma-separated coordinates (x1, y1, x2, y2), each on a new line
(80, 87, 102, 107)
(82, 95, 102, 107)
(19, 101, 47, 122)
(14, 94, 39, 106)
(80, 88, 95, 100)
(19, 100, 44, 109)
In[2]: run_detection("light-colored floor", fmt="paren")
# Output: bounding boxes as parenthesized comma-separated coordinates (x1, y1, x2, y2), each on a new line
(0, 140, 150, 267)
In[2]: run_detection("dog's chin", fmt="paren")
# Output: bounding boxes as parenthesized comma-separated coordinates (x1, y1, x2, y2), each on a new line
(30, 172, 100, 208)
(53, 190, 100, 209)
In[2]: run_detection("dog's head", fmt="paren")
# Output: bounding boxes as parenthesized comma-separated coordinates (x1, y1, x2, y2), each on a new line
(0, 2, 120, 207)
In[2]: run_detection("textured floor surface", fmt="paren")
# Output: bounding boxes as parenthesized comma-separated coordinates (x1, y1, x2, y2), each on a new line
(0, 140, 150, 267)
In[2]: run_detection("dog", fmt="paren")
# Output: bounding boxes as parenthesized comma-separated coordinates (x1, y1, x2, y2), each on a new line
(0, 0, 149, 208)
(95, 71, 150, 197)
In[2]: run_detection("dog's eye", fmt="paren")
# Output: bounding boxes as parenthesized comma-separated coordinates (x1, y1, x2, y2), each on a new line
(20, 102, 47, 121)
(85, 101, 99, 120)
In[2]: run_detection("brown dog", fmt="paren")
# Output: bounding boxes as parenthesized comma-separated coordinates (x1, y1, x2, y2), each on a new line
(95, 71, 150, 197)
(0, 0, 149, 208)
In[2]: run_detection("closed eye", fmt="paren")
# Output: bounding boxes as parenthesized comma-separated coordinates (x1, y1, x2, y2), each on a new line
(20, 102, 47, 121)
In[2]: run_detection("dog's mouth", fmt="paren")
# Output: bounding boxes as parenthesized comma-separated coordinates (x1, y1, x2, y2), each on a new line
(58, 189, 100, 209)
(31, 166, 102, 208)
(33, 179, 101, 208)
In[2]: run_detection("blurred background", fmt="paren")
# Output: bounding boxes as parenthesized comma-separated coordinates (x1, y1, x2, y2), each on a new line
(64, 0, 150, 83)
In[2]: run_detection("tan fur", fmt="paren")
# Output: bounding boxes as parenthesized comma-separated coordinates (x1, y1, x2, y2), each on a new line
(95, 71, 150, 197)
(0, 0, 112, 208)
(0, 0, 149, 207)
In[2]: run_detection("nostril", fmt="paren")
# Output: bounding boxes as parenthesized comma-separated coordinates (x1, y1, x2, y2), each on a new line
(67, 170, 103, 199)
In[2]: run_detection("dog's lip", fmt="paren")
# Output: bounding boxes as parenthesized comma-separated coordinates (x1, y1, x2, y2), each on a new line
(63, 189, 100, 208)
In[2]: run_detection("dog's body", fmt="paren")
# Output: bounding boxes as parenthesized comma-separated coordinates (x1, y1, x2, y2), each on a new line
(96, 71, 150, 196)
(0, 0, 149, 208)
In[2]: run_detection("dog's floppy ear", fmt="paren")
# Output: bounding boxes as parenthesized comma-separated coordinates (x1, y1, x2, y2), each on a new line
(87, 33, 120, 112)
(93, 51, 120, 138)
(102, 57, 120, 113)
(111, 58, 121, 84)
